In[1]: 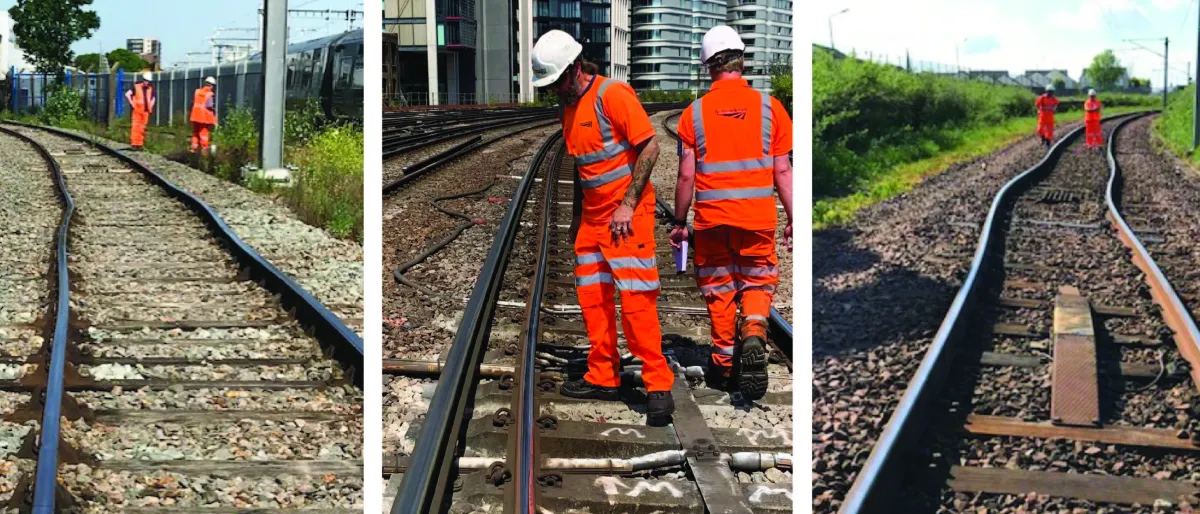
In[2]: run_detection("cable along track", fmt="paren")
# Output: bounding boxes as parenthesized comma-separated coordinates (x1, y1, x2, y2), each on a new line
(834, 111, 1200, 513)
(391, 128, 793, 513)
(0, 122, 363, 513)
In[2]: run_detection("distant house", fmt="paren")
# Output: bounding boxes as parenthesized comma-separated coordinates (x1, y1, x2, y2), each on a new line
(1020, 69, 1077, 89)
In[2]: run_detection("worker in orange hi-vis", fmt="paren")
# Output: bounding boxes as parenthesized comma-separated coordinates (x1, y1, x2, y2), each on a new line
(190, 77, 218, 156)
(530, 29, 675, 421)
(1084, 89, 1103, 150)
(671, 25, 793, 401)
(124, 72, 155, 151)
(1035, 84, 1059, 147)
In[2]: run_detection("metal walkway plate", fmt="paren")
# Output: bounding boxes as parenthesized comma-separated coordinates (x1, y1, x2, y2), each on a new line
(1051, 286, 1100, 427)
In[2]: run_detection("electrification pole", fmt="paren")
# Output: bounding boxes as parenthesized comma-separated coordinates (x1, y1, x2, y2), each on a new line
(260, 0, 286, 171)
(1165, 37, 1170, 111)
(1194, 3, 1199, 149)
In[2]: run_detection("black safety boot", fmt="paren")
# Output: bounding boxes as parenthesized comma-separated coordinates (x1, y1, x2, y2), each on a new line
(560, 378, 619, 401)
(646, 391, 675, 418)
(735, 320, 770, 401)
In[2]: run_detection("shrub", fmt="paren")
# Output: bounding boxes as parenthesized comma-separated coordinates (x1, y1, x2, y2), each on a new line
(39, 84, 85, 127)
(286, 125, 363, 241)
(285, 99, 323, 146)
(212, 107, 258, 180)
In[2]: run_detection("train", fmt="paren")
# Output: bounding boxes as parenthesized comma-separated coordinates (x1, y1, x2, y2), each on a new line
(250, 28, 364, 120)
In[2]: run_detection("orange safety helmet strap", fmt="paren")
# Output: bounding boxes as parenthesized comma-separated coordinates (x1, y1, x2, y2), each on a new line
(574, 79, 635, 167)
(691, 91, 775, 202)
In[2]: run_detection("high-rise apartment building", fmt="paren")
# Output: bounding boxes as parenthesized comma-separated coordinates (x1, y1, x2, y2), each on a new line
(126, 38, 162, 69)
(629, 0, 791, 92)
(629, 0, 724, 92)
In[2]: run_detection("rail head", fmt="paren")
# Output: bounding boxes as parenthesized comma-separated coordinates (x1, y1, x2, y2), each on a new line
(394, 130, 564, 514)
(0, 124, 75, 514)
(837, 111, 1149, 513)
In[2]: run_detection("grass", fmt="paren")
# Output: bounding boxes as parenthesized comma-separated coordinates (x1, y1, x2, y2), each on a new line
(813, 105, 1147, 229)
(1153, 83, 1200, 166)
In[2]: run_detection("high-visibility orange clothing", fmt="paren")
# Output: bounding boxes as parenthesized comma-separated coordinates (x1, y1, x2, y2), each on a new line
(1085, 98, 1103, 148)
(676, 78, 790, 367)
(190, 87, 216, 153)
(190, 87, 216, 125)
(562, 75, 672, 393)
(675, 78, 792, 232)
(1036, 93, 1058, 141)
(130, 82, 153, 147)
(562, 76, 658, 223)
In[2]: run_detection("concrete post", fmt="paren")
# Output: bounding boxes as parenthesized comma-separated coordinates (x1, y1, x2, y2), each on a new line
(107, 63, 120, 126)
(425, 0, 438, 106)
(260, 0, 286, 171)
(518, 0, 533, 103)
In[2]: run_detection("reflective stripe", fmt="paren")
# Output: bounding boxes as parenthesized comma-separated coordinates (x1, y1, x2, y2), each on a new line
(575, 139, 633, 165)
(575, 252, 605, 265)
(697, 265, 732, 278)
(734, 265, 779, 277)
(700, 282, 736, 295)
(698, 157, 773, 174)
(576, 79, 634, 165)
(744, 315, 767, 321)
(760, 91, 772, 157)
(616, 278, 660, 291)
(690, 97, 705, 160)
(608, 256, 657, 270)
(576, 272, 614, 287)
(712, 345, 735, 355)
(740, 283, 776, 293)
(579, 164, 632, 189)
(696, 187, 775, 201)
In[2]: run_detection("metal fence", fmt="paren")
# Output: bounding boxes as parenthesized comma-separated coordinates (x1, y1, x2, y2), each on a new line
(8, 61, 265, 127)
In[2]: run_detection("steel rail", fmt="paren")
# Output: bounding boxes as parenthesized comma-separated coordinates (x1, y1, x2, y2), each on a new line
(2, 121, 364, 386)
(509, 139, 562, 514)
(0, 125, 75, 514)
(383, 115, 557, 157)
(1104, 113, 1200, 388)
(658, 110, 794, 359)
(838, 111, 1148, 514)
(394, 130, 564, 514)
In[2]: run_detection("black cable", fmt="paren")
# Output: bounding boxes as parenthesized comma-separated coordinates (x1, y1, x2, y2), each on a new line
(393, 179, 498, 297)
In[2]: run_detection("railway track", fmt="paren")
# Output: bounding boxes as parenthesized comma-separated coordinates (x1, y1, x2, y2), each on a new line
(829, 111, 1200, 513)
(387, 129, 794, 513)
(0, 122, 363, 513)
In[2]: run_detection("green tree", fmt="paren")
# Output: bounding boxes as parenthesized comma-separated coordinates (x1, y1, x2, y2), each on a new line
(769, 59, 792, 115)
(8, 0, 100, 74)
(1052, 75, 1066, 91)
(1086, 49, 1125, 90)
(73, 52, 99, 71)
(1131, 77, 1151, 89)
(105, 48, 149, 72)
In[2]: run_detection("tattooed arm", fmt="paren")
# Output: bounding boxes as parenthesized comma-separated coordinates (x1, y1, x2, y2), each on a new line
(609, 137, 660, 239)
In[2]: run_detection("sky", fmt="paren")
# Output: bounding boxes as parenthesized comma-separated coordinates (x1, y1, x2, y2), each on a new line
(2, 0, 363, 69)
(813, 0, 1199, 90)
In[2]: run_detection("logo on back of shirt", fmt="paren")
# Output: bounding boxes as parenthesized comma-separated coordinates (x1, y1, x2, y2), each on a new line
(581, 121, 593, 128)
(717, 108, 747, 119)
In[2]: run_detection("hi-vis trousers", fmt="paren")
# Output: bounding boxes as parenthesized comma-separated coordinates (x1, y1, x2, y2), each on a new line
(694, 225, 780, 368)
(573, 209, 674, 393)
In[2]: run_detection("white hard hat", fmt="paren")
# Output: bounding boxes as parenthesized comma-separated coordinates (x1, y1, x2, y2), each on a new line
(205, 76, 216, 85)
(142, 72, 152, 82)
(531, 30, 582, 87)
(1045, 84, 1055, 92)
(1088, 88, 1097, 96)
(701, 25, 746, 64)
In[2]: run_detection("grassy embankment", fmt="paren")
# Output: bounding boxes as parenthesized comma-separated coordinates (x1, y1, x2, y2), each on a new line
(6, 88, 362, 242)
(1153, 83, 1200, 166)
(813, 47, 1158, 229)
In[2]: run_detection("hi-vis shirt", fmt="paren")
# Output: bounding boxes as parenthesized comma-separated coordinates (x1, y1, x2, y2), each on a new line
(561, 75, 657, 223)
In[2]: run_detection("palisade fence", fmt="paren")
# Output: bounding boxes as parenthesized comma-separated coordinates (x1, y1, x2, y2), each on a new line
(8, 61, 265, 127)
